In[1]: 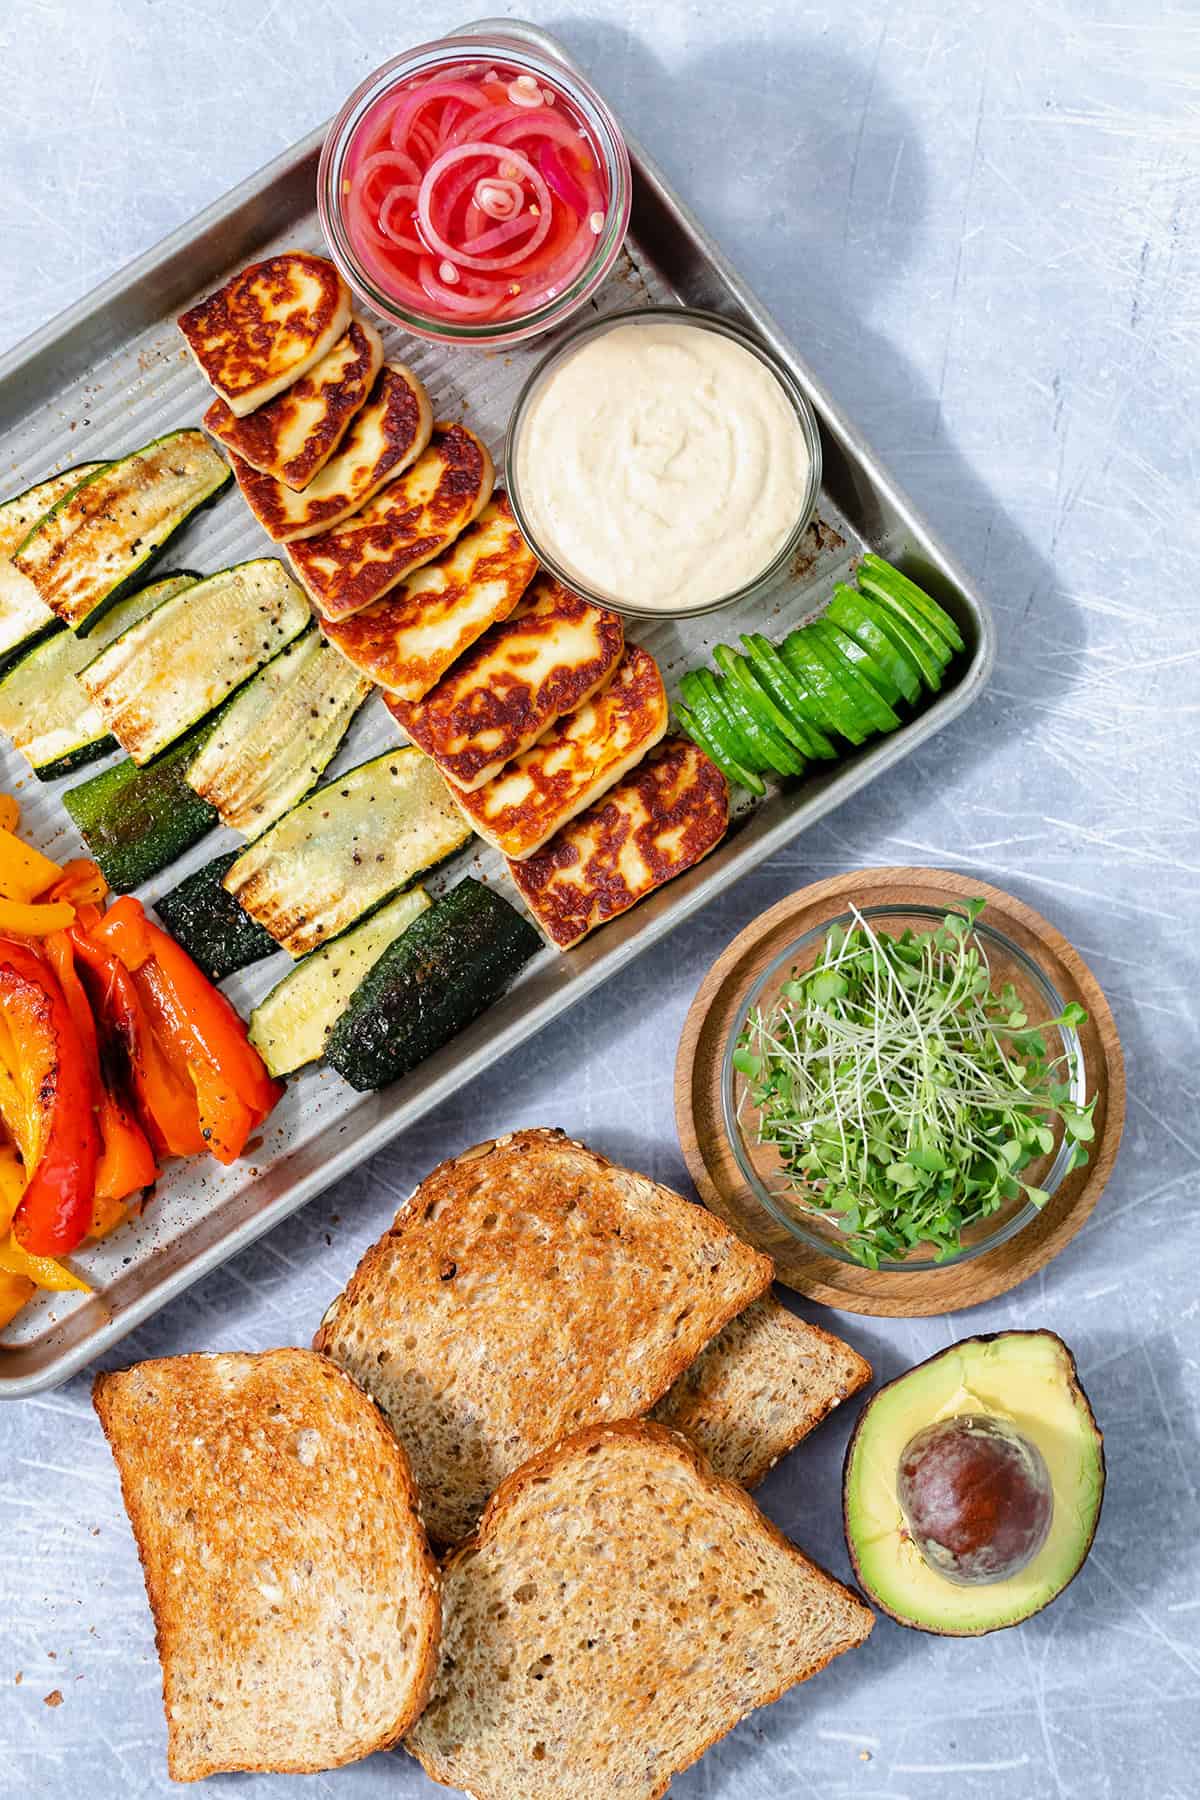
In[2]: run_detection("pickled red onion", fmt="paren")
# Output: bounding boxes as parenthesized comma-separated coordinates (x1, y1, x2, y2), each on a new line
(416, 142, 552, 270)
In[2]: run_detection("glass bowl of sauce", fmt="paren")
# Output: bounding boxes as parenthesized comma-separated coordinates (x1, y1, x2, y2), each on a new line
(318, 34, 632, 347)
(505, 307, 823, 619)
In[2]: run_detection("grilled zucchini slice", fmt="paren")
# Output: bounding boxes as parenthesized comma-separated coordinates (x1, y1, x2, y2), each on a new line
(222, 746, 472, 958)
(249, 886, 431, 1077)
(80, 558, 311, 765)
(11, 431, 230, 634)
(62, 717, 219, 892)
(186, 626, 372, 837)
(0, 464, 108, 673)
(155, 850, 283, 983)
(325, 879, 541, 1091)
(0, 573, 198, 781)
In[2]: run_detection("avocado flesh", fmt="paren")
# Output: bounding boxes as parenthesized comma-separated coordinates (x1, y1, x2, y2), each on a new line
(844, 1331, 1104, 1635)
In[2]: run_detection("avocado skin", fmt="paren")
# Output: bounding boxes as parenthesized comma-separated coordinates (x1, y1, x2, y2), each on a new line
(842, 1329, 1105, 1636)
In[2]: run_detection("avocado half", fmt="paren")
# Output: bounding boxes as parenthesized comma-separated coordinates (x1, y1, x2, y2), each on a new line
(843, 1331, 1104, 1635)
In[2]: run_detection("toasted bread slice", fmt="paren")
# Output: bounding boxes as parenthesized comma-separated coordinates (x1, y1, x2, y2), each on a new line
(290, 423, 494, 618)
(508, 735, 729, 949)
(450, 643, 668, 858)
(322, 490, 537, 698)
(229, 361, 433, 540)
(178, 251, 351, 416)
(93, 1348, 440, 1782)
(653, 1295, 872, 1487)
(407, 1419, 874, 1800)
(203, 318, 383, 490)
(314, 1127, 772, 1545)
(385, 576, 624, 792)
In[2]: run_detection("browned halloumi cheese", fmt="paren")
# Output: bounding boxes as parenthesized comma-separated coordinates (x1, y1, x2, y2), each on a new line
(229, 362, 433, 541)
(384, 577, 624, 792)
(177, 251, 351, 417)
(290, 424, 494, 620)
(321, 491, 537, 699)
(451, 644, 668, 859)
(203, 318, 383, 490)
(507, 736, 729, 949)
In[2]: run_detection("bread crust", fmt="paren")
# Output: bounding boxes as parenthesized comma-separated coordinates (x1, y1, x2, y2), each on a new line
(408, 1418, 874, 1800)
(94, 1348, 441, 1781)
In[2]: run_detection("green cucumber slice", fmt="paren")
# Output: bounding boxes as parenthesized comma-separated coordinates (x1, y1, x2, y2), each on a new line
(711, 648, 804, 776)
(680, 670, 761, 776)
(855, 589, 944, 692)
(720, 651, 810, 762)
(858, 570, 953, 676)
(859, 553, 965, 653)
(687, 668, 765, 772)
(808, 618, 901, 733)
(813, 613, 902, 707)
(781, 631, 870, 745)
(675, 703, 764, 797)
(826, 585, 921, 704)
(740, 635, 838, 760)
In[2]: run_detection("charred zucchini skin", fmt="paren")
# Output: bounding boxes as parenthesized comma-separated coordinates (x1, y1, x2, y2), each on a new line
(326, 879, 541, 1091)
(155, 850, 281, 981)
(62, 717, 219, 891)
(34, 734, 118, 783)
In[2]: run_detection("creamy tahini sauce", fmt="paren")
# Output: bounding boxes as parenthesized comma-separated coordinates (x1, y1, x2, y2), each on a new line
(514, 319, 810, 612)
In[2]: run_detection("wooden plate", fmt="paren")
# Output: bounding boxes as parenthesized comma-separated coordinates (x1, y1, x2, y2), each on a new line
(675, 868, 1124, 1317)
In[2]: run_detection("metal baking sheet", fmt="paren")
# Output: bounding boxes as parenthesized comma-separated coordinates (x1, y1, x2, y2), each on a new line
(0, 17, 994, 1395)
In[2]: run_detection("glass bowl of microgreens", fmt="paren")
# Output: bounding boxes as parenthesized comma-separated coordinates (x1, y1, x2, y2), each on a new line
(723, 900, 1096, 1270)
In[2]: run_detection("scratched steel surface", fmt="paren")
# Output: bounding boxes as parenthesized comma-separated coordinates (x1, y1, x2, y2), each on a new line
(0, 3, 1198, 1799)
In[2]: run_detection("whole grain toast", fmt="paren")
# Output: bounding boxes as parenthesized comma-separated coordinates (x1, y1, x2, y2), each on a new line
(653, 1293, 872, 1486)
(313, 1127, 773, 1545)
(93, 1348, 440, 1782)
(406, 1419, 874, 1800)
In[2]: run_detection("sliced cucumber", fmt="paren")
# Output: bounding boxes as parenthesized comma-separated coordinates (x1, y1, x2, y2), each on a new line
(812, 611, 901, 708)
(857, 568, 953, 678)
(186, 626, 373, 837)
(719, 648, 811, 761)
(62, 718, 218, 892)
(680, 670, 760, 775)
(325, 879, 542, 1091)
(81, 558, 311, 766)
(711, 647, 804, 776)
(0, 464, 107, 674)
(223, 746, 473, 958)
(249, 887, 431, 1077)
(740, 635, 838, 760)
(855, 589, 944, 692)
(825, 585, 921, 705)
(691, 668, 765, 773)
(780, 631, 869, 744)
(859, 553, 965, 653)
(12, 431, 230, 634)
(808, 619, 901, 733)
(155, 850, 282, 983)
(0, 573, 199, 781)
(675, 702, 764, 797)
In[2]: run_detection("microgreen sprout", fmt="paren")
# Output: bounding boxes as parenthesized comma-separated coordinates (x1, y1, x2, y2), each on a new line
(733, 901, 1094, 1268)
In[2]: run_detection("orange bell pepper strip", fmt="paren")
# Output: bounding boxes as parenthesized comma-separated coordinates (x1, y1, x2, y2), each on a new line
(0, 1139, 91, 1294)
(0, 938, 101, 1256)
(91, 898, 282, 1160)
(0, 896, 76, 936)
(69, 930, 207, 1161)
(0, 1270, 34, 1328)
(44, 931, 156, 1205)
(0, 796, 20, 834)
(45, 858, 108, 909)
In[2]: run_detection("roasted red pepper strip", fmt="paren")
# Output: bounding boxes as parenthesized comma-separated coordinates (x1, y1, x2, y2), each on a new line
(91, 899, 282, 1158)
(44, 931, 157, 1208)
(0, 937, 101, 1256)
(70, 931, 206, 1160)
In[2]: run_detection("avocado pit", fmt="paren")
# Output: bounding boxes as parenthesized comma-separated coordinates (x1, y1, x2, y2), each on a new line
(896, 1415, 1053, 1585)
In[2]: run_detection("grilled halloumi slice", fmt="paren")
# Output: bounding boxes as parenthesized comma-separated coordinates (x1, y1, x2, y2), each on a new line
(203, 318, 383, 491)
(321, 491, 537, 699)
(507, 736, 730, 949)
(289, 424, 494, 621)
(384, 576, 624, 792)
(177, 251, 351, 417)
(229, 362, 433, 541)
(451, 645, 668, 859)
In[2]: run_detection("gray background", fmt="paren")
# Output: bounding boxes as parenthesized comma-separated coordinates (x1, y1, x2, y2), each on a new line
(1, 2, 1198, 1797)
